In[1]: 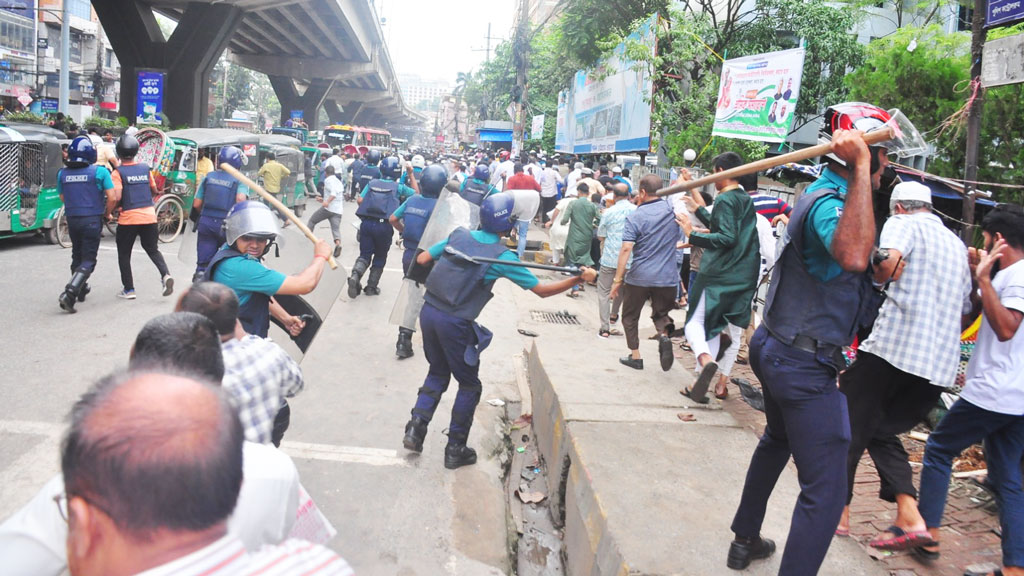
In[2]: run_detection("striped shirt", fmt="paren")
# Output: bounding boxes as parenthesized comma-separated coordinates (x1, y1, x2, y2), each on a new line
(748, 192, 791, 220)
(859, 212, 972, 387)
(137, 535, 353, 576)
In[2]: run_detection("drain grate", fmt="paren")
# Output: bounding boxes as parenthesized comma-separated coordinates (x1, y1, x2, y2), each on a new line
(531, 310, 581, 325)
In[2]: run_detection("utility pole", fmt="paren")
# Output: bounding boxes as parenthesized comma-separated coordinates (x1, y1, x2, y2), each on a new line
(961, 0, 987, 244)
(486, 22, 492, 63)
(59, 0, 70, 115)
(512, 0, 529, 155)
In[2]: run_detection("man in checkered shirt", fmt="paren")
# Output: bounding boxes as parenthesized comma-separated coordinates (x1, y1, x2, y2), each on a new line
(835, 181, 972, 544)
(179, 282, 304, 446)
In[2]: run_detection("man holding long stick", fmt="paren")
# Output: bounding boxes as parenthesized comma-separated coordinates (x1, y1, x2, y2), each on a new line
(726, 103, 903, 574)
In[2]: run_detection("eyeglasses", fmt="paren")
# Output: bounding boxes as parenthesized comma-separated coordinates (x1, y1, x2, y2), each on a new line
(53, 492, 111, 524)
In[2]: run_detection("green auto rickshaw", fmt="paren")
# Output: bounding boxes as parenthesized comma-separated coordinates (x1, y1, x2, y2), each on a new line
(257, 134, 306, 216)
(0, 122, 69, 245)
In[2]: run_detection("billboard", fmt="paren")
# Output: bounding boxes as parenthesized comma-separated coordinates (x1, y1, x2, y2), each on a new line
(531, 114, 545, 140)
(554, 14, 656, 154)
(136, 70, 165, 125)
(711, 48, 806, 144)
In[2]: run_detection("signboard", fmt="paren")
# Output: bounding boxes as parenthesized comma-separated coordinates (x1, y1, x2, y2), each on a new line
(711, 48, 806, 144)
(136, 70, 165, 125)
(982, 31, 1024, 86)
(290, 109, 304, 120)
(987, 0, 1024, 28)
(555, 91, 569, 152)
(36, 38, 47, 50)
(530, 114, 545, 140)
(40, 99, 57, 113)
(17, 93, 31, 106)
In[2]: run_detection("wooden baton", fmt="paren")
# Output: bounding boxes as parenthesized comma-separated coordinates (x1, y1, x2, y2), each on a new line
(219, 163, 338, 270)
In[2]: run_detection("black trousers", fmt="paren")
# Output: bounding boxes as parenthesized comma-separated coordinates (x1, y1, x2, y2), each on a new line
(271, 400, 290, 448)
(541, 195, 557, 223)
(839, 350, 943, 503)
(116, 222, 169, 291)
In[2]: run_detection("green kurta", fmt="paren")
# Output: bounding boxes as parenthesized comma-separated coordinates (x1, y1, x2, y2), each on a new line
(685, 186, 760, 338)
(560, 197, 601, 266)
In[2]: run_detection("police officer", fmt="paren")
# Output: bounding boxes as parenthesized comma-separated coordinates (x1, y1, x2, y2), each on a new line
(111, 134, 174, 300)
(459, 163, 498, 206)
(191, 146, 247, 281)
(205, 201, 331, 338)
(353, 149, 382, 203)
(348, 156, 419, 298)
(58, 136, 116, 313)
(402, 193, 597, 469)
(389, 164, 447, 359)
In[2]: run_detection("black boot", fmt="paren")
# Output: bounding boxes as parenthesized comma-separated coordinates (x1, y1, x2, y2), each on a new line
(444, 443, 478, 470)
(727, 536, 776, 570)
(77, 283, 91, 302)
(403, 416, 429, 453)
(59, 271, 88, 313)
(396, 328, 415, 359)
(363, 267, 384, 296)
(347, 258, 369, 298)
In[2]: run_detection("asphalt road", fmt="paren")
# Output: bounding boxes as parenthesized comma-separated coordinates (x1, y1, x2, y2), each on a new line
(0, 198, 516, 575)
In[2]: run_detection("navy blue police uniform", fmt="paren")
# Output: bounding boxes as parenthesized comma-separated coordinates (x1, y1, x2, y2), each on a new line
(196, 169, 242, 275)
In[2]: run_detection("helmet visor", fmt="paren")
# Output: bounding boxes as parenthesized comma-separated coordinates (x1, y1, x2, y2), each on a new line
(877, 109, 928, 159)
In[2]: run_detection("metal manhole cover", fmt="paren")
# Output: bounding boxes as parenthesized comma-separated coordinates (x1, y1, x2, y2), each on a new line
(530, 310, 581, 325)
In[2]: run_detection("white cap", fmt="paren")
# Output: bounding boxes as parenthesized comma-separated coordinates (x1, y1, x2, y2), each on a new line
(612, 166, 622, 173)
(890, 181, 931, 211)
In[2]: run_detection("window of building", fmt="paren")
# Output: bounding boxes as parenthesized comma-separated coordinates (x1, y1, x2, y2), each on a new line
(0, 10, 34, 53)
(958, 4, 975, 31)
(67, 0, 91, 21)
(105, 49, 114, 68)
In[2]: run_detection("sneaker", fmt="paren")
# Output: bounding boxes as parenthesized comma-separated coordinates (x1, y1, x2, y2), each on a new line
(161, 275, 174, 297)
(117, 289, 137, 300)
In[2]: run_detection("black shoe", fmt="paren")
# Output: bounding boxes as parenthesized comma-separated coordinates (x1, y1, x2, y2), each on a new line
(659, 335, 674, 371)
(396, 330, 414, 359)
(333, 244, 342, 258)
(403, 417, 429, 453)
(364, 286, 380, 296)
(619, 356, 644, 370)
(444, 444, 477, 469)
(77, 284, 90, 302)
(58, 291, 76, 313)
(347, 276, 362, 299)
(727, 536, 776, 570)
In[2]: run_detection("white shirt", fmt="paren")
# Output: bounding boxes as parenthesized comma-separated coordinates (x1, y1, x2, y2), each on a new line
(322, 174, 345, 214)
(960, 259, 1024, 415)
(508, 188, 541, 221)
(125, 126, 139, 136)
(324, 155, 344, 174)
(491, 160, 514, 191)
(0, 442, 301, 576)
(137, 535, 352, 576)
(754, 213, 776, 279)
(565, 169, 582, 197)
(540, 167, 561, 198)
(859, 212, 972, 387)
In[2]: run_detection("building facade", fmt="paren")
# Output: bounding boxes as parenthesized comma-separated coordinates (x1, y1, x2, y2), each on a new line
(398, 73, 450, 115)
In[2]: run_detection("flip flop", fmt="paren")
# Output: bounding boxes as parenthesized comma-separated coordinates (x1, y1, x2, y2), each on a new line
(869, 525, 937, 551)
(608, 328, 622, 335)
(834, 527, 850, 537)
(963, 570, 1002, 576)
(609, 315, 619, 324)
(913, 544, 940, 561)
(686, 361, 718, 404)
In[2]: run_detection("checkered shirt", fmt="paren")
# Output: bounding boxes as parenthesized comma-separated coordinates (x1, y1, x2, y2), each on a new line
(221, 335, 304, 444)
(859, 212, 972, 387)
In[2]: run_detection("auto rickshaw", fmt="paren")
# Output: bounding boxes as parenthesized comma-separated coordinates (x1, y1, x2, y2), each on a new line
(270, 126, 309, 145)
(257, 134, 306, 216)
(0, 122, 68, 245)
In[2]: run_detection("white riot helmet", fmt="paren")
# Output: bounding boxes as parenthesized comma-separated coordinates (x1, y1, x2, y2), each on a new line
(411, 154, 426, 169)
(223, 201, 280, 247)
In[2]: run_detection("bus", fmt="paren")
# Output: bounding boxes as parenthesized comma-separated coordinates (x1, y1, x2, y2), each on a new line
(321, 124, 391, 156)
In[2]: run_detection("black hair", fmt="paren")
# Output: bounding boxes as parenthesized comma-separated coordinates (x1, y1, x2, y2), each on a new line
(700, 190, 715, 206)
(622, 168, 630, 177)
(61, 368, 244, 540)
(130, 313, 224, 382)
(577, 182, 590, 193)
(514, 162, 525, 173)
(712, 151, 744, 173)
(178, 282, 239, 337)
(982, 203, 1024, 250)
(738, 173, 758, 193)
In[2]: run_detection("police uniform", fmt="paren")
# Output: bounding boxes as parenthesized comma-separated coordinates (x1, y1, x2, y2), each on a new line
(458, 177, 497, 206)
(205, 246, 284, 337)
(58, 162, 113, 311)
(393, 193, 437, 273)
(113, 161, 171, 295)
(348, 169, 414, 297)
(195, 169, 242, 277)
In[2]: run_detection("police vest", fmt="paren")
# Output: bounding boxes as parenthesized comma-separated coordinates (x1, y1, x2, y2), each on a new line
(61, 165, 105, 217)
(200, 170, 241, 220)
(402, 195, 437, 246)
(357, 165, 381, 196)
(355, 179, 399, 220)
(460, 178, 491, 206)
(205, 247, 272, 338)
(762, 187, 877, 352)
(116, 163, 153, 211)
(423, 227, 509, 321)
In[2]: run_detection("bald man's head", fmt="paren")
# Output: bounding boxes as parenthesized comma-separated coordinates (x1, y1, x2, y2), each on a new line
(62, 370, 244, 540)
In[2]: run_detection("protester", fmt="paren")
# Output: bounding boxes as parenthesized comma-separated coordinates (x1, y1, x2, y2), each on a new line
(546, 187, 576, 265)
(258, 151, 292, 226)
(509, 186, 542, 260)
(561, 182, 602, 297)
(540, 159, 563, 222)
(307, 165, 345, 258)
(596, 182, 637, 337)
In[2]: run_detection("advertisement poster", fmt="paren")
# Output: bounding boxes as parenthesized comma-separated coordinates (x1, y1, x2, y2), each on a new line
(554, 14, 656, 154)
(531, 114, 545, 140)
(136, 70, 165, 125)
(711, 48, 805, 143)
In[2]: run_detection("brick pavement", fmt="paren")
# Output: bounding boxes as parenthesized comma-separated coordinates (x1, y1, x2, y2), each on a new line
(671, 340, 1003, 576)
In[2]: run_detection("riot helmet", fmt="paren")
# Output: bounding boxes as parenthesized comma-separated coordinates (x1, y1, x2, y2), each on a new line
(218, 146, 244, 170)
(818, 102, 893, 172)
(365, 149, 382, 165)
(480, 193, 516, 235)
(66, 136, 97, 166)
(472, 163, 491, 182)
(115, 134, 139, 159)
(418, 164, 447, 199)
(223, 201, 280, 247)
(380, 156, 402, 180)
(411, 154, 426, 169)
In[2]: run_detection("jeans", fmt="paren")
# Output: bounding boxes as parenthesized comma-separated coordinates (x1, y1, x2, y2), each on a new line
(115, 222, 169, 291)
(516, 219, 530, 260)
(357, 218, 394, 269)
(918, 398, 1024, 567)
(67, 215, 102, 274)
(596, 265, 624, 332)
(307, 206, 342, 242)
(731, 326, 850, 575)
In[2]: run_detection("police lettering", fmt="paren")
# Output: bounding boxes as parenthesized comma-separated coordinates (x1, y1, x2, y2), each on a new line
(125, 175, 150, 184)
(64, 175, 89, 183)
(208, 177, 233, 187)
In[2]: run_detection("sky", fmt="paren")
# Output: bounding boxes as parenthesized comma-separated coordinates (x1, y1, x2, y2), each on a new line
(376, 0, 517, 84)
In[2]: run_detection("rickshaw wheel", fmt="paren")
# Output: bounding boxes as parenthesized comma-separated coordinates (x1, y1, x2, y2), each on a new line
(155, 195, 185, 243)
(50, 207, 72, 248)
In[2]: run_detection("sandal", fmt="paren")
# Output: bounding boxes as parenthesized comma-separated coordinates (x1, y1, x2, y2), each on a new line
(869, 525, 937, 551)
(566, 292, 580, 299)
(681, 386, 710, 405)
(608, 328, 622, 336)
(913, 544, 940, 561)
(609, 314, 618, 324)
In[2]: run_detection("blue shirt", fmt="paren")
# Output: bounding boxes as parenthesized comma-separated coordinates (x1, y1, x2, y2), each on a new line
(597, 199, 637, 268)
(211, 251, 287, 306)
(57, 166, 114, 196)
(427, 229, 540, 289)
(459, 178, 499, 198)
(801, 167, 848, 283)
(622, 199, 679, 287)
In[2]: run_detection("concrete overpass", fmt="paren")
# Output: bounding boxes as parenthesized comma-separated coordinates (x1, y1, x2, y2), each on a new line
(93, 0, 427, 129)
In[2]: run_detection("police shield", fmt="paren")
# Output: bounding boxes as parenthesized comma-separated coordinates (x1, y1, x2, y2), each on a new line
(388, 186, 476, 328)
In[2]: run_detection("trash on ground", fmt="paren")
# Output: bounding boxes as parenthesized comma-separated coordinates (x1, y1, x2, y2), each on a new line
(517, 489, 547, 504)
(677, 412, 697, 422)
(487, 398, 505, 407)
(516, 446, 526, 453)
(734, 377, 765, 412)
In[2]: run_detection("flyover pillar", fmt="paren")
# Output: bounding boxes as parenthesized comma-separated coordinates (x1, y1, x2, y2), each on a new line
(94, 0, 242, 128)
(323, 100, 345, 125)
(269, 77, 334, 130)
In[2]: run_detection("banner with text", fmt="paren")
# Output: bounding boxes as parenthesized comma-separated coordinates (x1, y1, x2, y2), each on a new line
(531, 114, 545, 140)
(712, 48, 805, 143)
(554, 14, 656, 154)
